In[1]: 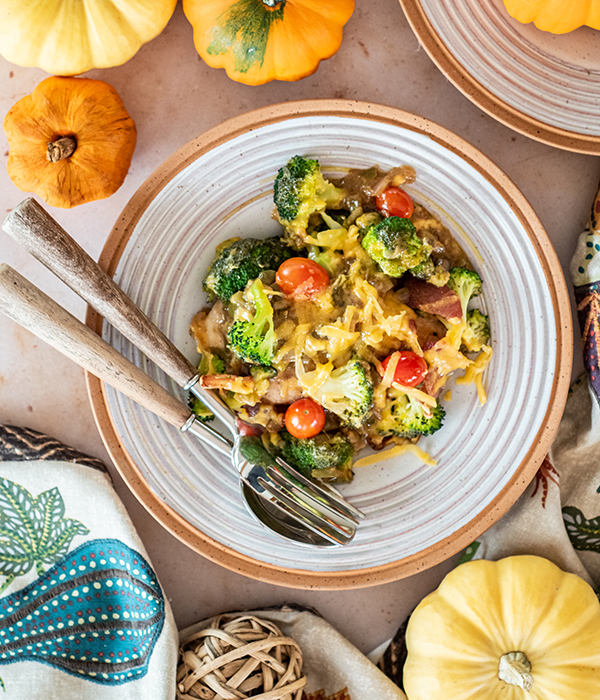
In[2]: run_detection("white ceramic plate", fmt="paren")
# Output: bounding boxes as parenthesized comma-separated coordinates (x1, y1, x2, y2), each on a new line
(87, 101, 572, 588)
(400, 0, 600, 153)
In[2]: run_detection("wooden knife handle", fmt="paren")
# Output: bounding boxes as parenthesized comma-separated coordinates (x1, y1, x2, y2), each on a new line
(3, 198, 196, 387)
(0, 263, 193, 429)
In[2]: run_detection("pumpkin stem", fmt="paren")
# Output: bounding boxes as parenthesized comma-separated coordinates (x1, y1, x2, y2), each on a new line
(46, 136, 77, 163)
(262, 0, 284, 8)
(499, 651, 533, 691)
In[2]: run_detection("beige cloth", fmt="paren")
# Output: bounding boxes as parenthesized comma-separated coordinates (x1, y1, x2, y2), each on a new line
(463, 375, 600, 592)
(179, 606, 408, 700)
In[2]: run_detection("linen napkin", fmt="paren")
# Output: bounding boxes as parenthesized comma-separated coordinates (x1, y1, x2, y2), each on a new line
(377, 184, 600, 690)
(0, 425, 179, 699)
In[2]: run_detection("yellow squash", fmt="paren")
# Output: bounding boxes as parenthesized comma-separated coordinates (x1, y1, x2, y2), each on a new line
(0, 0, 177, 75)
(3, 76, 137, 209)
(503, 0, 600, 34)
(182, 0, 355, 85)
(404, 555, 600, 699)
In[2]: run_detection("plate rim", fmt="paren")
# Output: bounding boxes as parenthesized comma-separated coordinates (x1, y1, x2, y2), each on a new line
(85, 98, 573, 589)
(398, 0, 600, 155)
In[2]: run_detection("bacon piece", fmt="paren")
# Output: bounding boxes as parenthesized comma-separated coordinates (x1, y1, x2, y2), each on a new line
(413, 314, 447, 350)
(404, 276, 462, 323)
(422, 367, 444, 398)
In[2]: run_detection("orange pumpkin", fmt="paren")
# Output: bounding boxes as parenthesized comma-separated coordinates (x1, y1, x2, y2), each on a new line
(182, 0, 355, 86)
(3, 76, 137, 209)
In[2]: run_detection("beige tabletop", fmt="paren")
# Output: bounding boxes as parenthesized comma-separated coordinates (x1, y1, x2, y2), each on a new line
(0, 0, 595, 655)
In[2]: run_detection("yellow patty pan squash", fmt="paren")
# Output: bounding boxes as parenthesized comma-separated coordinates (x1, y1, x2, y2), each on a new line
(182, 0, 355, 86)
(0, 0, 177, 76)
(404, 555, 600, 699)
(503, 0, 600, 34)
(3, 76, 137, 209)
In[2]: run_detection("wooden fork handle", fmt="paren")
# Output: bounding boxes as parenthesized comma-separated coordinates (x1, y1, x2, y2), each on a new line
(2, 198, 197, 388)
(0, 263, 192, 429)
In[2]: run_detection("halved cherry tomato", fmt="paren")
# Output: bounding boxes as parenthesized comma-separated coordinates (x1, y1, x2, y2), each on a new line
(285, 398, 326, 439)
(276, 258, 329, 297)
(381, 351, 427, 388)
(376, 186, 414, 219)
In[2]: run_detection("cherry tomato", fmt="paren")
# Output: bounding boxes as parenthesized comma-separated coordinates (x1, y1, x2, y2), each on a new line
(285, 398, 326, 439)
(276, 258, 329, 297)
(381, 351, 427, 388)
(376, 187, 414, 219)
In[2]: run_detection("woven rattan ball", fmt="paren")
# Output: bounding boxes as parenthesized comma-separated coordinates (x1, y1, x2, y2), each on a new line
(176, 614, 307, 700)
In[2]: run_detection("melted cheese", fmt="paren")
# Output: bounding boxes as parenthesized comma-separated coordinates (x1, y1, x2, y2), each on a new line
(424, 337, 470, 376)
(353, 444, 436, 468)
(456, 345, 493, 404)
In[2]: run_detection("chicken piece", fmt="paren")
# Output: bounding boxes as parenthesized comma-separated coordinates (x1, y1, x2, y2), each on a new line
(261, 366, 304, 404)
(189, 300, 228, 352)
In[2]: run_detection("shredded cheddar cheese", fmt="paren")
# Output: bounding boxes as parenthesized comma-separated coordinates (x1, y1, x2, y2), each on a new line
(192, 165, 493, 486)
(456, 345, 493, 404)
(354, 444, 437, 468)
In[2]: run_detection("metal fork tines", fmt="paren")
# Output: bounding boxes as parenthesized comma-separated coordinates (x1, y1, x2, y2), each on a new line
(236, 455, 363, 546)
(272, 457, 364, 522)
(238, 461, 360, 546)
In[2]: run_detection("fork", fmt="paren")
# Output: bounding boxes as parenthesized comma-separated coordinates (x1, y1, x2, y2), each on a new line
(1, 199, 363, 545)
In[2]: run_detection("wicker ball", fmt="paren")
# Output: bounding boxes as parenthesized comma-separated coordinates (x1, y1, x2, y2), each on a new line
(176, 614, 307, 700)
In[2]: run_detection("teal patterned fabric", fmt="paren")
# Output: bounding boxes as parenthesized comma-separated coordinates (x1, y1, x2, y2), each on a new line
(0, 425, 177, 697)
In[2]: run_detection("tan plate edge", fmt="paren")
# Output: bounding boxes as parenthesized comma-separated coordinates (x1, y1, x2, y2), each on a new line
(399, 0, 600, 155)
(85, 99, 573, 590)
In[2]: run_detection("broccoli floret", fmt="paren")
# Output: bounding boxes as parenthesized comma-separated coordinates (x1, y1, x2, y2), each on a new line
(410, 259, 451, 287)
(198, 353, 226, 376)
(187, 352, 226, 422)
(310, 359, 374, 428)
(376, 389, 445, 439)
(203, 236, 297, 302)
(279, 430, 354, 483)
(354, 211, 383, 232)
(273, 156, 346, 234)
(188, 394, 215, 422)
(250, 365, 277, 381)
(238, 435, 277, 469)
(447, 267, 483, 318)
(227, 279, 276, 365)
(361, 216, 432, 278)
(461, 309, 490, 353)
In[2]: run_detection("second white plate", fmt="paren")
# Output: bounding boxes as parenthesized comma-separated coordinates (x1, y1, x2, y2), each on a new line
(400, 0, 600, 153)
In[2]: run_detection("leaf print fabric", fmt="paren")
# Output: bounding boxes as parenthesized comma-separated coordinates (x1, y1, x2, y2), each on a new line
(0, 425, 105, 472)
(575, 282, 600, 403)
(563, 506, 600, 552)
(0, 478, 89, 593)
